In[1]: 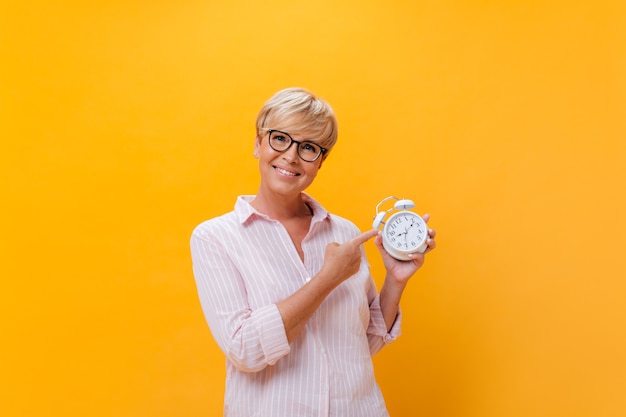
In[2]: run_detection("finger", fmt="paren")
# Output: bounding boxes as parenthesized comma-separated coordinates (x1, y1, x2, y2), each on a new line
(349, 229, 379, 246)
(408, 252, 425, 261)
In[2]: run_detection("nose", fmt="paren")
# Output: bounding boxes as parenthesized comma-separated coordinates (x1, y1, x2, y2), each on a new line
(282, 141, 300, 162)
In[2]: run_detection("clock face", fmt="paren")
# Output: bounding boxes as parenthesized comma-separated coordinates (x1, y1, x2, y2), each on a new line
(384, 212, 427, 253)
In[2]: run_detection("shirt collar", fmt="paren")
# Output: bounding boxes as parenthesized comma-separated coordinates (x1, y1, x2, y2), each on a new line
(234, 194, 331, 225)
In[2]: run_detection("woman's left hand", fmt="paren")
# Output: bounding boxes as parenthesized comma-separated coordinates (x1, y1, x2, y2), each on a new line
(374, 214, 436, 285)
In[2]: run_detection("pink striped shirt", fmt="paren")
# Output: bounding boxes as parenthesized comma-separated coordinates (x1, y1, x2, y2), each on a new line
(190, 194, 401, 417)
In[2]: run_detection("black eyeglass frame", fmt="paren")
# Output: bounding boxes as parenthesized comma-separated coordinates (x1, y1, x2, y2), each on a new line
(266, 129, 328, 162)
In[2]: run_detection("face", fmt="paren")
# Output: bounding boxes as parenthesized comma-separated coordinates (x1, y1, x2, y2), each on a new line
(254, 123, 325, 198)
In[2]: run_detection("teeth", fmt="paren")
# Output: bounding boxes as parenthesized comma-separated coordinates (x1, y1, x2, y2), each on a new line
(275, 167, 297, 176)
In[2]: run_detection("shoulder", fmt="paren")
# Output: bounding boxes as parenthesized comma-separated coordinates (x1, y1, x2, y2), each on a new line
(191, 211, 239, 242)
(324, 212, 363, 242)
(328, 212, 359, 233)
(303, 193, 362, 238)
(191, 195, 256, 241)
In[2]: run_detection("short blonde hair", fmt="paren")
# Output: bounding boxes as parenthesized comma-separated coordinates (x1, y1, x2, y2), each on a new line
(256, 87, 338, 152)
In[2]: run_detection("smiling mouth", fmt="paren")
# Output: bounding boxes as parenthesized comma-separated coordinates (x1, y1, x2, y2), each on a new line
(273, 166, 300, 176)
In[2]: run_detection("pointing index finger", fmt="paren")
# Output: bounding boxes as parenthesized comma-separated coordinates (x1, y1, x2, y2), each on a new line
(350, 229, 379, 247)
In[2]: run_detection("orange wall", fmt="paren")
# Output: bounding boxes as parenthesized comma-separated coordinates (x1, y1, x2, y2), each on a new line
(2, 1, 625, 416)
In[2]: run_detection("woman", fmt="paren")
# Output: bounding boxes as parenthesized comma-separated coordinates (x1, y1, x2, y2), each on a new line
(190, 87, 436, 417)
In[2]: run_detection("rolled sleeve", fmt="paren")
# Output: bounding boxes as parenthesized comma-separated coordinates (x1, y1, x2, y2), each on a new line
(250, 303, 290, 366)
(367, 294, 402, 354)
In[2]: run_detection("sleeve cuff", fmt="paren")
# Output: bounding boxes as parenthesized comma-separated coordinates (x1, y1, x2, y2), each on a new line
(368, 294, 402, 344)
(251, 303, 290, 365)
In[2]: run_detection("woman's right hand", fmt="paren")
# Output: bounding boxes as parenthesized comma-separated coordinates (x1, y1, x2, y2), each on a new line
(321, 229, 379, 285)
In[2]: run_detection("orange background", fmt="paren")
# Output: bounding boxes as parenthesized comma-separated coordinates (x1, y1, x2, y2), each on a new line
(1, 1, 625, 416)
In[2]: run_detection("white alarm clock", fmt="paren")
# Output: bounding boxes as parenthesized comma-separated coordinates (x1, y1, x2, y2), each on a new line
(372, 196, 428, 261)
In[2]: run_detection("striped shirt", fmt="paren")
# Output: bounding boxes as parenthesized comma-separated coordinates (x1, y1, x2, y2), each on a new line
(190, 194, 401, 417)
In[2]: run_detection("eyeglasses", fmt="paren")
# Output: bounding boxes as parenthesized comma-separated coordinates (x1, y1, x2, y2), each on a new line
(266, 129, 327, 162)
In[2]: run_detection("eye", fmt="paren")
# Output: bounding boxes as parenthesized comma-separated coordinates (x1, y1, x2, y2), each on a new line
(272, 134, 289, 143)
(301, 142, 319, 152)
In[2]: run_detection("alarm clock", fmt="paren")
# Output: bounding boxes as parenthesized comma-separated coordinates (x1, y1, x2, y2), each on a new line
(372, 196, 428, 261)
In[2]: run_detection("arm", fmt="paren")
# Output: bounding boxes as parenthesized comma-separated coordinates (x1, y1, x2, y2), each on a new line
(191, 230, 290, 372)
(191, 226, 380, 370)
(376, 214, 437, 330)
(277, 229, 380, 343)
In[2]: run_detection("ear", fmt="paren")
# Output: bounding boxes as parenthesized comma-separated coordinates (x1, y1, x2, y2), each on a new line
(254, 136, 261, 158)
(318, 152, 329, 169)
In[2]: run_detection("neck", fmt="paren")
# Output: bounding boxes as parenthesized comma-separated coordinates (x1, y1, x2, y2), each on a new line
(251, 191, 312, 220)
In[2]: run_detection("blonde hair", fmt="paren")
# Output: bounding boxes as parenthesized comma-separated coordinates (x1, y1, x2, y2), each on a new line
(256, 87, 338, 152)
